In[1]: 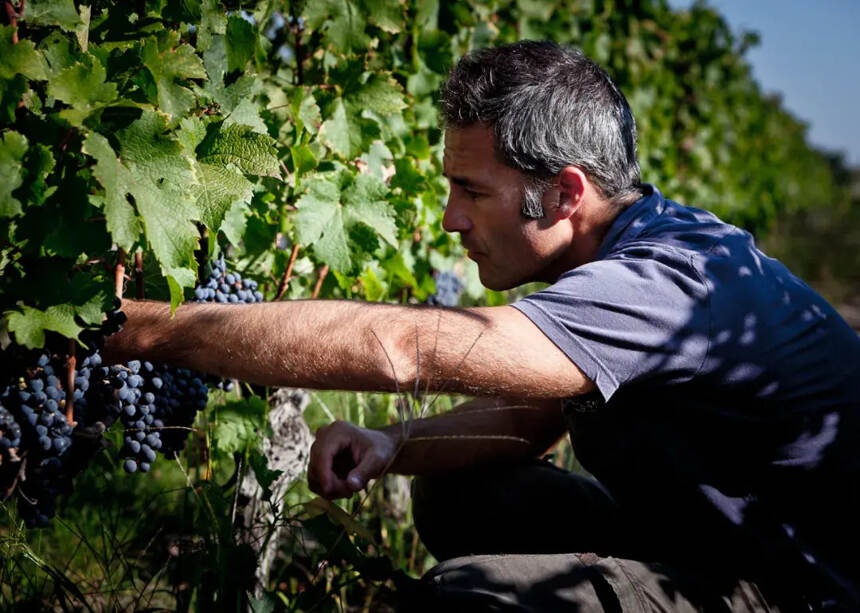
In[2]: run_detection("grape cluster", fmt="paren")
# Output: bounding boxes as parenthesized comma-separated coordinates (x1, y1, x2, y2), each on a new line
(0, 351, 77, 526)
(106, 360, 162, 474)
(426, 271, 464, 307)
(0, 402, 22, 462)
(0, 258, 264, 527)
(146, 364, 208, 458)
(194, 256, 264, 304)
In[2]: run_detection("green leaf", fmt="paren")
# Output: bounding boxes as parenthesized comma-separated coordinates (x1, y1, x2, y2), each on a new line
(225, 15, 256, 72)
(197, 123, 280, 177)
(320, 98, 362, 159)
(346, 73, 406, 116)
(343, 174, 397, 247)
(197, 0, 227, 51)
(290, 143, 317, 177)
(196, 162, 254, 233)
(18, 144, 56, 208)
(0, 76, 26, 124)
(249, 450, 283, 502)
(82, 132, 141, 250)
(290, 87, 322, 135)
(213, 396, 267, 454)
(141, 31, 207, 119)
(295, 177, 351, 272)
(39, 30, 79, 76)
(0, 25, 49, 80)
(22, 0, 82, 32)
(362, 0, 403, 33)
(224, 97, 267, 134)
(0, 131, 28, 218)
(177, 115, 207, 152)
(359, 264, 386, 301)
(118, 112, 200, 288)
(305, 0, 370, 53)
(47, 56, 118, 126)
(163, 0, 202, 23)
(6, 304, 82, 348)
(212, 73, 261, 113)
(220, 199, 250, 246)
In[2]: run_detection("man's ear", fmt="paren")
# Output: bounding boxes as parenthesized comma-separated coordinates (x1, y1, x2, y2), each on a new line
(554, 166, 587, 221)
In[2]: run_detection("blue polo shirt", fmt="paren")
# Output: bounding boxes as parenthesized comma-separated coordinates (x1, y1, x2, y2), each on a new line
(513, 185, 860, 608)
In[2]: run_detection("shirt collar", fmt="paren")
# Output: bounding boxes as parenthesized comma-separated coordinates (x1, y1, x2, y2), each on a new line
(594, 184, 665, 261)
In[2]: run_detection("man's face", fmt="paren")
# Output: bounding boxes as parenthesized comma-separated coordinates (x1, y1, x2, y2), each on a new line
(442, 125, 565, 290)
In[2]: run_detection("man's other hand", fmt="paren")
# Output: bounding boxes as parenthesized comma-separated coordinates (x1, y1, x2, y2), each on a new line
(308, 421, 399, 500)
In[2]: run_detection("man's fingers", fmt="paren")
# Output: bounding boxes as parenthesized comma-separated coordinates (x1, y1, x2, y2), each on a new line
(346, 448, 386, 492)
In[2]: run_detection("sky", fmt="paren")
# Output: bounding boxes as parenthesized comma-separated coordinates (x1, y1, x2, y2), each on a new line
(668, 0, 860, 167)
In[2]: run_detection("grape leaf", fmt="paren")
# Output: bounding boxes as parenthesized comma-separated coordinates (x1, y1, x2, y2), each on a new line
(0, 76, 26, 123)
(290, 87, 322, 135)
(118, 112, 200, 289)
(18, 144, 56, 208)
(47, 56, 118, 126)
(362, 0, 403, 33)
(295, 177, 351, 272)
(197, 123, 280, 177)
(226, 15, 256, 72)
(5, 304, 82, 349)
(212, 73, 261, 113)
(224, 97, 267, 134)
(0, 25, 49, 80)
(343, 174, 397, 247)
(197, 0, 227, 51)
(346, 73, 406, 116)
(142, 31, 207, 119)
(213, 396, 267, 454)
(319, 98, 363, 159)
(39, 30, 79, 76)
(304, 0, 370, 53)
(196, 162, 254, 233)
(82, 132, 141, 251)
(22, 0, 82, 32)
(0, 131, 28, 218)
(220, 199, 251, 246)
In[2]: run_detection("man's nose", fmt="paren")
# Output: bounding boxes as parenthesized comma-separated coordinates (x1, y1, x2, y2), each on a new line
(442, 197, 473, 234)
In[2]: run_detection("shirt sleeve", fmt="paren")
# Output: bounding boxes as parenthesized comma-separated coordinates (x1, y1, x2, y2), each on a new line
(512, 245, 711, 401)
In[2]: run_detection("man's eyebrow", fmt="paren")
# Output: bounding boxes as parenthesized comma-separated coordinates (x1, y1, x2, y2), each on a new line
(442, 172, 488, 190)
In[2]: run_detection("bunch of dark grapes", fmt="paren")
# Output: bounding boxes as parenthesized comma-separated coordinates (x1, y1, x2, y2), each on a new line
(426, 271, 464, 307)
(193, 255, 264, 304)
(0, 400, 23, 496)
(103, 360, 163, 474)
(145, 363, 208, 458)
(0, 351, 76, 526)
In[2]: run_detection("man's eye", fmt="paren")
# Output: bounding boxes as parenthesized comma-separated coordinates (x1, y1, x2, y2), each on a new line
(463, 188, 479, 198)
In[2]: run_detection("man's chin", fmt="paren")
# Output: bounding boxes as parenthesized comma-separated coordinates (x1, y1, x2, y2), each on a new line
(478, 270, 518, 292)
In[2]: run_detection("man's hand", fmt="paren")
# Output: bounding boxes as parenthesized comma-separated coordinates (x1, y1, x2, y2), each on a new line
(308, 421, 400, 500)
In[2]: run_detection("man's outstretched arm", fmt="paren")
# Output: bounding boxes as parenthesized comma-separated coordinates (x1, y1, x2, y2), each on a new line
(104, 299, 593, 399)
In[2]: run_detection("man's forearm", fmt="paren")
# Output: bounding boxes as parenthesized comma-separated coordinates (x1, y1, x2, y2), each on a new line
(104, 299, 409, 391)
(380, 397, 566, 475)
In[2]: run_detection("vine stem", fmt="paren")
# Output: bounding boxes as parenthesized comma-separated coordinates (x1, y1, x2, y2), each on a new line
(65, 340, 77, 426)
(115, 250, 126, 299)
(4, 1, 20, 44)
(134, 250, 144, 299)
(311, 265, 329, 299)
(274, 243, 300, 300)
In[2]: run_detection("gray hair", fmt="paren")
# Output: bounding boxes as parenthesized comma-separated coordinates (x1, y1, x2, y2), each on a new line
(441, 41, 642, 218)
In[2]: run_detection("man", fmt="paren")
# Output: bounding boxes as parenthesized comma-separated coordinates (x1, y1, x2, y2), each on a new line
(106, 41, 860, 611)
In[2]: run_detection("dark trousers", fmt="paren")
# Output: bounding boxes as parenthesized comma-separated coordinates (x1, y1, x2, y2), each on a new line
(406, 459, 799, 612)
